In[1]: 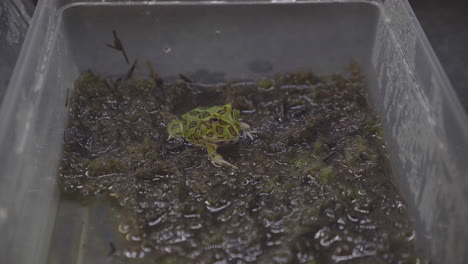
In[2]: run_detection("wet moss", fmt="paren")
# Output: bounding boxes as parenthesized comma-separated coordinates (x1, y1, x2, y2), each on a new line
(161, 258, 179, 264)
(75, 71, 103, 94)
(362, 120, 382, 138)
(257, 79, 273, 89)
(317, 166, 335, 185)
(313, 141, 327, 158)
(305, 159, 325, 174)
(344, 136, 378, 166)
(403, 255, 425, 264)
(59, 61, 427, 263)
(290, 156, 311, 168)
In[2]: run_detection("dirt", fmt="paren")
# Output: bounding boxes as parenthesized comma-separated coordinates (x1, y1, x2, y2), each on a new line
(59, 60, 427, 264)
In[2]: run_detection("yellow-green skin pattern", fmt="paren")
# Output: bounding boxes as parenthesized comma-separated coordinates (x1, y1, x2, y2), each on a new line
(167, 103, 252, 168)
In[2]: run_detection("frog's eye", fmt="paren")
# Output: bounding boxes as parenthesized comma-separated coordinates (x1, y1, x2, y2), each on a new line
(210, 117, 220, 122)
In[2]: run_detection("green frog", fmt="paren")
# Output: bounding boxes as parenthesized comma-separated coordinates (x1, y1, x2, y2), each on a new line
(167, 103, 253, 169)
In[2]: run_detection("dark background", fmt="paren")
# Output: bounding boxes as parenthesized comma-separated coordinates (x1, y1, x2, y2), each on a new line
(408, 0, 468, 112)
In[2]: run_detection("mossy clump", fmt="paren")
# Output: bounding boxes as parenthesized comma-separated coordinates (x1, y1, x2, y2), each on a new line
(87, 156, 128, 175)
(302, 260, 318, 264)
(75, 71, 103, 94)
(317, 166, 336, 185)
(344, 135, 379, 166)
(362, 120, 383, 138)
(290, 156, 311, 168)
(257, 79, 273, 89)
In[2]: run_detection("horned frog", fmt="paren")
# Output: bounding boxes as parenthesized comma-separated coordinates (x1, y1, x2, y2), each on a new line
(167, 103, 253, 169)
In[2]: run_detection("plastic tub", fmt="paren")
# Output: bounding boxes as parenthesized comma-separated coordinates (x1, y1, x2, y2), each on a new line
(0, 0, 32, 104)
(0, 1, 467, 264)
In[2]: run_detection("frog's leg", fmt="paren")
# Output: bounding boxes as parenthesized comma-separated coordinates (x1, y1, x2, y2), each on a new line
(205, 143, 238, 169)
(167, 120, 184, 143)
(240, 122, 254, 141)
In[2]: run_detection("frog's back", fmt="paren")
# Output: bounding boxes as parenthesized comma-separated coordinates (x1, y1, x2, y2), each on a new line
(179, 108, 208, 145)
(181, 107, 211, 120)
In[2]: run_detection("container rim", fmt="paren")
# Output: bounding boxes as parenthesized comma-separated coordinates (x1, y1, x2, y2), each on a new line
(56, 0, 384, 14)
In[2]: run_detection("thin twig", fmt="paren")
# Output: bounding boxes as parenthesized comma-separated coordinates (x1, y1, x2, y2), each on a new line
(106, 29, 130, 65)
(108, 242, 116, 256)
(65, 87, 70, 107)
(124, 59, 138, 81)
(178, 74, 193, 83)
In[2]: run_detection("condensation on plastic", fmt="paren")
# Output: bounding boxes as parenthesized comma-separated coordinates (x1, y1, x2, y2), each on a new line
(0, 1, 467, 264)
(0, 0, 75, 264)
(371, 1, 468, 263)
